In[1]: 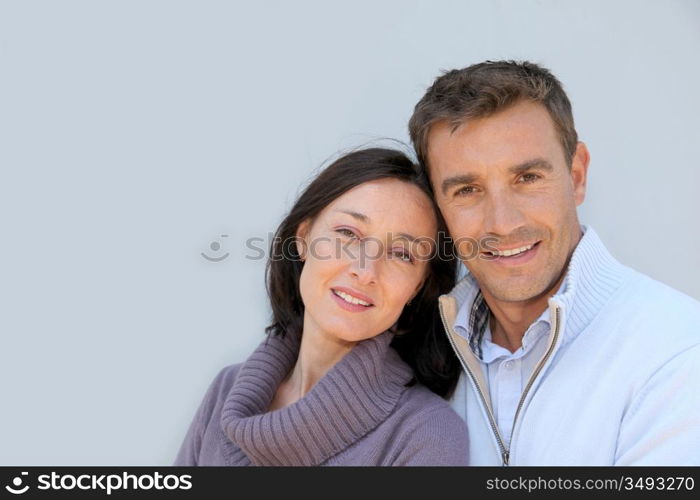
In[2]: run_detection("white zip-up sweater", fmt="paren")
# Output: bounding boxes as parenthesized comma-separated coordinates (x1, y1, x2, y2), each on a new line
(440, 226, 700, 465)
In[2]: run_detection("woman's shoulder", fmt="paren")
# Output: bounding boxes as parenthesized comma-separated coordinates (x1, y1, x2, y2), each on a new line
(398, 383, 464, 423)
(173, 362, 244, 466)
(397, 384, 469, 440)
(205, 362, 244, 403)
(379, 383, 469, 465)
(187, 362, 245, 422)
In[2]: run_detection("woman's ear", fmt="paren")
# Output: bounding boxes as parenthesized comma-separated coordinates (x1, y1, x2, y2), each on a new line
(295, 219, 311, 261)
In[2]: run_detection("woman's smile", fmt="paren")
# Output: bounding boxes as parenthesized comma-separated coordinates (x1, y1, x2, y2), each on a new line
(330, 286, 375, 312)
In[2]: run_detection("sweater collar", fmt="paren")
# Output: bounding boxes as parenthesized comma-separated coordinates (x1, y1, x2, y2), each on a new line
(220, 330, 413, 466)
(444, 225, 631, 346)
(550, 226, 631, 344)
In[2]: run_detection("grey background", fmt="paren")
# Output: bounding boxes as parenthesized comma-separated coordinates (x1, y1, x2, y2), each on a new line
(1, 0, 698, 464)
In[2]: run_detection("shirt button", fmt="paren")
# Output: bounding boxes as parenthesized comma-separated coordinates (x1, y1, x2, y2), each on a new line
(505, 361, 514, 370)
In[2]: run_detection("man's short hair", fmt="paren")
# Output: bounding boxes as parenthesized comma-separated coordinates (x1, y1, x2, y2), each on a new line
(409, 60, 578, 171)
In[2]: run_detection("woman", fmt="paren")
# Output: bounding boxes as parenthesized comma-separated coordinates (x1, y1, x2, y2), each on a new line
(174, 148, 466, 466)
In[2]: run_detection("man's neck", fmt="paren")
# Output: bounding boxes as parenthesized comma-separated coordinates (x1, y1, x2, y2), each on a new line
(481, 228, 582, 353)
(485, 290, 554, 353)
(482, 260, 569, 352)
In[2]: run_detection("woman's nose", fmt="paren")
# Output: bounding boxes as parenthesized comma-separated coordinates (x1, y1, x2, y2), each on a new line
(349, 239, 382, 285)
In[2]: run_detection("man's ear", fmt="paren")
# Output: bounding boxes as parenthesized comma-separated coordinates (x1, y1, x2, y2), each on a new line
(570, 141, 590, 206)
(295, 219, 311, 261)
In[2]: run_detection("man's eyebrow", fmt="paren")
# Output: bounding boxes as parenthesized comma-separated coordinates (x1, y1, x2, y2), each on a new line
(508, 158, 554, 176)
(441, 174, 479, 196)
(335, 209, 370, 223)
(440, 159, 555, 195)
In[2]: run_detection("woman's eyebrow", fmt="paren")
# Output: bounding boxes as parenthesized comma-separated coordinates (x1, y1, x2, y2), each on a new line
(392, 232, 421, 244)
(335, 209, 422, 243)
(335, 209, 370, 223)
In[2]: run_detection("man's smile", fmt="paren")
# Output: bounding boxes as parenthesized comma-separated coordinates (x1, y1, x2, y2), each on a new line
(482, 240, 542, 265)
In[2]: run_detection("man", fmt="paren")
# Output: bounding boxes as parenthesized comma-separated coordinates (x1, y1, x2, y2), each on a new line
(409, 60, 700, 465)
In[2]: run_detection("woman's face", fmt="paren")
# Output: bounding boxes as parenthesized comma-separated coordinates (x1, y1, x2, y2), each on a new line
(296, 178, 437, 344)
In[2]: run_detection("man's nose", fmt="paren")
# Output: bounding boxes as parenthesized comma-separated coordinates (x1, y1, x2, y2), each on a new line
(482, 187, 527, 237)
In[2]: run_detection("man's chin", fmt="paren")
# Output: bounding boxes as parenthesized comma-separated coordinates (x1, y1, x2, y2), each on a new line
(480, 279, 552, 304)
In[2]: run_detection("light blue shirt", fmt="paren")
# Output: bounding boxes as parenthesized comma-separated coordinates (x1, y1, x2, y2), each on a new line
(453, 271, 567, 444)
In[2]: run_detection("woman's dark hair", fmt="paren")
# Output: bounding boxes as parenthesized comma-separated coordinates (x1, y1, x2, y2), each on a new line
(265, 147, 461, 398)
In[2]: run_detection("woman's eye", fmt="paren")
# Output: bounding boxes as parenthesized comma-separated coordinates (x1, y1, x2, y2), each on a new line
(336, 228, 357, 238)
(392, 250, 414, 263)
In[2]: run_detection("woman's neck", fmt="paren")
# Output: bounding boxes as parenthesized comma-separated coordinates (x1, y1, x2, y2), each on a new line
(268, 316, 355, 411)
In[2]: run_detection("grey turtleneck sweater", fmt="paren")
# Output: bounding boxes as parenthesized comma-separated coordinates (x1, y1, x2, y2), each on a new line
(174, 330, 469, 466)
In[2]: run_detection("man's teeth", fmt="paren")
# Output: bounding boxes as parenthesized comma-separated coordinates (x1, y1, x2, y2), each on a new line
(334, 290, 371, 306)
(491, 243, 535, 257)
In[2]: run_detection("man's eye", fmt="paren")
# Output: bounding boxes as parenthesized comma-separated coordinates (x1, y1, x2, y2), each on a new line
(519, 173, 540, 183)
(455, 185, 477, 196)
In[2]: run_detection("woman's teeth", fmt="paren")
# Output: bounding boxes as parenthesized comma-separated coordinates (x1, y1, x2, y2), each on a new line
(333, 290, 371, 306)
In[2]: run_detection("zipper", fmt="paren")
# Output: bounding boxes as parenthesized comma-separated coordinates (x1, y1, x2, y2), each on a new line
(506, 304, 562, 462)
(440, 299, 563, 466)
(439, 302, 509, 465)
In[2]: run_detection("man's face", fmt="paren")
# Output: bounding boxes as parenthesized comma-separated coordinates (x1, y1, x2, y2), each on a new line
(426, 100, 589, 306)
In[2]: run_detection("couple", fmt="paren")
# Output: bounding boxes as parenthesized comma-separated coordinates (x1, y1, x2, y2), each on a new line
(175, 61, 700, 466)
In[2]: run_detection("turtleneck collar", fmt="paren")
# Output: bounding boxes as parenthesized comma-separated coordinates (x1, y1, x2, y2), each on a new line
(219, 329, 414, 466)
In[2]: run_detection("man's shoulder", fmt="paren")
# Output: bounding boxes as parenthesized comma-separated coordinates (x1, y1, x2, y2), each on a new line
(574, 227, 700, 323)
(598, 268, 700, 353)
(618, 269, 700, 322)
